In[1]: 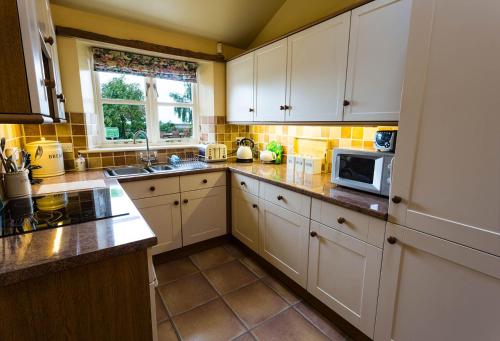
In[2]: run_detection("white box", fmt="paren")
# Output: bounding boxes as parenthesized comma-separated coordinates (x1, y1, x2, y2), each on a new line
(304, 156, 323, 175)
(295, 155, 305, 174)
(286, 154, 295, 180)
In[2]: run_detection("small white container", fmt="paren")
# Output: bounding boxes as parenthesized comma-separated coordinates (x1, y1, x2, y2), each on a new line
(4, 170, 32, 198)
(304, 156, 323, 175)
(286, 154, 296, 177)
(75, 153, 86, 172)
(295, 155, 305, 175)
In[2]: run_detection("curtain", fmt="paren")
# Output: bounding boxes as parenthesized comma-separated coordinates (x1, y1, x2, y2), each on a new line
(92, 47, 198, 82)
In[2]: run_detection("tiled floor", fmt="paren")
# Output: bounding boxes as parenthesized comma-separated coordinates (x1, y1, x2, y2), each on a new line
(154, 243, 351, 341)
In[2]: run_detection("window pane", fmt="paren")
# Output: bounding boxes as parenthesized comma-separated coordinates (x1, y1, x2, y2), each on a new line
(156, 79, 192, 103)
(99, 72, 145, 101)
(158, 106, 193, 139)
(103, 104, 146, 140)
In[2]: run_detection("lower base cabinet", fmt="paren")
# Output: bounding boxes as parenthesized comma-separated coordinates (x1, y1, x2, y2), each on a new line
(133, 194, 182, 255)
(181, 186, 227, 246)
(258, 199, 310, 287)
(374, 223, 500, 341)
(231, 189, 259, 252)
(308, 221, 382, 338)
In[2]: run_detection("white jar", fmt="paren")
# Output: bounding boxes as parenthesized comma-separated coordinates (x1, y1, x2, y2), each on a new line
(25, 138, 65, 178)
(75, 153, 86, 172)
(4, 170, 32, 198)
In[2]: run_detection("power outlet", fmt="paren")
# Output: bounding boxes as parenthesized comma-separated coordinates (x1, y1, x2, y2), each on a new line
(61, 143, 73, 153)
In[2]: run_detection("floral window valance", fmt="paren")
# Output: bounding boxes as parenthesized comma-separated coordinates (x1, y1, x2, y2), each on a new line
(92, 47, 198, 82)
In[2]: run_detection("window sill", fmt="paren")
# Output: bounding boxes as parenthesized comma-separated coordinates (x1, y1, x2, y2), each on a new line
(78, 144, 202, 154)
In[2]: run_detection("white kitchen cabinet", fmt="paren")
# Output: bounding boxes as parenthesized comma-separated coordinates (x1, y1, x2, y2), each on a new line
(226, 53, 254, 122)
(308, 221, 381, 338)
(258, 199, 309, 287)
(181, 186, 227, 246)
(343, 0, 412, 122)
(134, 194, 182, 255)
(389, 0, 500, 256)
(254, 39, 288, 122)
(286, 13, 350, 122)
(231, 189, 259, 252)
(375, 223, 500, 341)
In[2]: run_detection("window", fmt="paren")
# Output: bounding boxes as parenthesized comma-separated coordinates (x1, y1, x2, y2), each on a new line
(92, 47, 198, 145)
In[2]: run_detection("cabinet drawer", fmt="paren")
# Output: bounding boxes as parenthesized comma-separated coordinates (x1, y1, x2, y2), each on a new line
(231, 172, 259, 196)
(121, 177, 180, 200)
(180, 171, 226, 192)
(259, 181, 311, 218)
(311, 198, 386, 248)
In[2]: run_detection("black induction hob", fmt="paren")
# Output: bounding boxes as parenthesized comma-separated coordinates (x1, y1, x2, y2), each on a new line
(0, 188, 129, 238)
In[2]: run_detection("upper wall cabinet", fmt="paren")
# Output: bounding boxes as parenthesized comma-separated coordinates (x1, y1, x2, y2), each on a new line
(0, 0, 65, 123)
(286, 12, 350, 122)
(226, 53, 254, 122)
(343, 0, 411, 122)
(226, 0, 411, 123)
(254, 39, 288, 122)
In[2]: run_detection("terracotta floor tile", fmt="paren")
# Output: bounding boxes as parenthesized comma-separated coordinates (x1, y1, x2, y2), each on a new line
(173, 299, 246, 341)
(261, 275, 301, 305)
(239, 257, 268, 278)
(158, 273, 218, 316)
(157, 321, 179, 341)
(223, 243, 246, 259)
(190, 246, 235, 270)
(251, 308, 329, 341)
(233, 332, 255, 341)
(294, 302, 347, 341)
(204, 260, 258, 294)
(155, 258, 199, 285)
(224, 281, 289, 328)
(155, 290, 169, 322)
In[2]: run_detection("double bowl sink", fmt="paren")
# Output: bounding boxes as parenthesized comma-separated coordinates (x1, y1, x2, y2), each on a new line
(105, 163, 207, 177)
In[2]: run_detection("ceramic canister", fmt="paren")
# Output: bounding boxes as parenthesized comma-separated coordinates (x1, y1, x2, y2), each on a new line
(25, 138, 65, 178)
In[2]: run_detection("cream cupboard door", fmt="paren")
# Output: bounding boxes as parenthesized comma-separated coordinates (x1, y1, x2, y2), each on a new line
(133, 194, 182, 255)
(181, 186, 227, 246)
(232, 189, 259, 252)
(286, 13, 350, 122)
(258, 199, 309, 287)
(375, 223, 500, 341)
(308, 222, 381, 338)
(389, 0, 500, 256)
(343, 0, 412, 122)
(254, 39, 287, 122)
(226, 53, 254, 122)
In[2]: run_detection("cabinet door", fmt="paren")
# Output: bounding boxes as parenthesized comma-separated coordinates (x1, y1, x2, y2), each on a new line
(181, 186, 227, 246)
(375, 223, 500, 341)
(259, 199, 309, 287)
(231, 189, 259, 252)
(286, 13, 350, 122)
(254, 39, 287, 122)
(343, 0, 412, 121)
(226, 53, 254, 122)
(389, 0, 500, 256)
(308, 221, 381, 338)
(134, 194, 182, 255)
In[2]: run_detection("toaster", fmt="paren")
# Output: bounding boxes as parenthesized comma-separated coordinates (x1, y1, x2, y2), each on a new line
(198, 144, 227, 162)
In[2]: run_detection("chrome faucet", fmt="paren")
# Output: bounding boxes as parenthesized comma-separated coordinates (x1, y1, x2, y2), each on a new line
(133, 130, 157, 166)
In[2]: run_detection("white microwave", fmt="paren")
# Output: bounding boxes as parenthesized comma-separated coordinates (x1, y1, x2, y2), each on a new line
(331, 149, 394, 196)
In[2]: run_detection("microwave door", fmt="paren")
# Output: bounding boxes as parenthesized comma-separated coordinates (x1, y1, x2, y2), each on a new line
(335, 154, 383, 194)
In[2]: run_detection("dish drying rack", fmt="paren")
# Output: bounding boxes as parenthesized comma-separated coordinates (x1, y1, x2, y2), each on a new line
(167, 155, 208, 170)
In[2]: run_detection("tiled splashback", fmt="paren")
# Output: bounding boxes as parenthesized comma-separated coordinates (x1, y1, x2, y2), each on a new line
(0, 124, 23, 150)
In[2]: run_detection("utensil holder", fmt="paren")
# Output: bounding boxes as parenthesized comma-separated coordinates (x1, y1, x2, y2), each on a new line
(4, 170, 32, 198)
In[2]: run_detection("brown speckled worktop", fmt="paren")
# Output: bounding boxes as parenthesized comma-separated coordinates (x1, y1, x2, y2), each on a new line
(2, 161, 388, 286)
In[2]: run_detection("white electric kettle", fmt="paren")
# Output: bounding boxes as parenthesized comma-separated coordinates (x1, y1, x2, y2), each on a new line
(236, 138, 254, 163)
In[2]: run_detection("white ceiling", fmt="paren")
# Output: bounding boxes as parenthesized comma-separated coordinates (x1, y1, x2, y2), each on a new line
(50, 0, 286, 48)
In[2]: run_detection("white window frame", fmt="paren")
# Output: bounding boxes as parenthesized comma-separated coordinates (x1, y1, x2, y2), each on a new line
(92, 63, 199, 147)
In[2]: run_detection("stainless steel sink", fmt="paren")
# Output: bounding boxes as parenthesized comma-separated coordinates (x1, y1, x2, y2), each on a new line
(106, 166, 151, 177)
(147, 164, 174, 172)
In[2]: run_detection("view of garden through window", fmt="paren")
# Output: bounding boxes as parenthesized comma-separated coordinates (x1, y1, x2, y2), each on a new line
(97, 71, 194, 142)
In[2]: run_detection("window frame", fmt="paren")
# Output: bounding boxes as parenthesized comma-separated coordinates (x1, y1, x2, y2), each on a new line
(92, 65, 199, 147)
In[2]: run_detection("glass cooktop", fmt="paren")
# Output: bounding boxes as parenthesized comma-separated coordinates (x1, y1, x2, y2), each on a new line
(0, 188, 129, 238)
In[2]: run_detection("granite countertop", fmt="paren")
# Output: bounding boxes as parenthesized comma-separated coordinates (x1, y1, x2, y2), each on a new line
(1, 161, 388, 286)
(0, 177, 157, 286)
